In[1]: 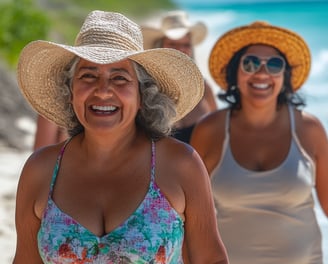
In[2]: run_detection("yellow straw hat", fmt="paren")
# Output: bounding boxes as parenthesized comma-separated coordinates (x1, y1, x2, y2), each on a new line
(17, 10, 204, 128)
(141, 10, 207, 50)
(209, 21, 311, 91)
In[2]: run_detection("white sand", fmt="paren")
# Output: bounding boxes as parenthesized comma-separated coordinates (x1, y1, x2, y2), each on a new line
(0, 147, 31, 264)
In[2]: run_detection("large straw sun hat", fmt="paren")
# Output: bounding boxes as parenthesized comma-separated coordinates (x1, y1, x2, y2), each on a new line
(209, 21, 311, 91)
(17, 10, 204, 129)
(141, 10, 207, 50)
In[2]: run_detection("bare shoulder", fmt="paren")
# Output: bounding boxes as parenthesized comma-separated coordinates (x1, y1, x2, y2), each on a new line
(21, 144, 62, 180)
(191, 108, 228, 170)
(17, 143, 64, 217)
(203, 79, 218, 110)
(156, 137, 204, 168)
(295, 109, 327, 157)
(295, 110, 327, 137)
(191, 108, 228, 152)
(155, 138, 208, 181)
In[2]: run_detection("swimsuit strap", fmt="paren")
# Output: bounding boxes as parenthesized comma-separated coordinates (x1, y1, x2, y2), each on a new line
(49, 138, 156, 194)
(49, 137, 72, 196)
(151, 139, 155, 183)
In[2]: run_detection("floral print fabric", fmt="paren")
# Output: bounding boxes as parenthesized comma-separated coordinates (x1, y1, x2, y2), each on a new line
(38, 139, 184, 263)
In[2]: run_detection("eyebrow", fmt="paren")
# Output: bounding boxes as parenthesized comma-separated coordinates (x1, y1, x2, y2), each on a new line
(110, 68, 130, 74)
(77, 66, 130, 74)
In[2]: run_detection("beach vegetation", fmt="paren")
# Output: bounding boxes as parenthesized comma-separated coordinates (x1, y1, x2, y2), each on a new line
(0, 0, 176, 68)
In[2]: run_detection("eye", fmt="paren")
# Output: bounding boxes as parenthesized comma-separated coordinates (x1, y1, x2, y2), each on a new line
(267, 56, 285, 74)
(241, 55, 261, 73)
(77, 73, 98, 83)
(113, 75, 127, 81)
(110, 75, 130, 85)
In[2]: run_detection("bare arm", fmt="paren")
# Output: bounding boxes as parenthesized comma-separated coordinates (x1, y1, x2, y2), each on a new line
(13, 148, 56, 263)
(34, 115, 67, 150)
(182, 148, 229, 263)
(311, 120, 328, 216)
(297, 111, 328, 217)
(204, 80, 218, 111)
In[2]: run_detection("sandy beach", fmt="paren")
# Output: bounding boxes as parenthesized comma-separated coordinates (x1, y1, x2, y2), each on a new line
(0, 146, 30, 264)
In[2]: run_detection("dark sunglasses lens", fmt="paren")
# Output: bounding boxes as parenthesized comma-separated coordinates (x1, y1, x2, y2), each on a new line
(267, 57, 284, 74)
(242, 55, 261, 73)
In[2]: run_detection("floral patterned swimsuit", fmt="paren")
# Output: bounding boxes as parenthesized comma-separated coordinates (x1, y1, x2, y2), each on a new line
(38, 139, 184, 263)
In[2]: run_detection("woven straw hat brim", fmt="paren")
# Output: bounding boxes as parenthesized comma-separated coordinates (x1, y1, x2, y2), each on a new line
(17, 40, 204, 128)
(142, 22, 207, 50)
(129, 49, 204, 122)
(209, 22, 311, 91)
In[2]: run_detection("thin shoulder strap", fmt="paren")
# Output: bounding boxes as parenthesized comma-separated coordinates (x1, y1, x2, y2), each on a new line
(288, 104, 296, 134)
(225, 109, 231, 135)
(150, 139, 155, 182)
(221, 109, 231, 153)
(49, 137, 71, 195)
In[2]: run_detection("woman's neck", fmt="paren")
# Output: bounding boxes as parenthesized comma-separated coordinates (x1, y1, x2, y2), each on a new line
(235, 103, 286, 128)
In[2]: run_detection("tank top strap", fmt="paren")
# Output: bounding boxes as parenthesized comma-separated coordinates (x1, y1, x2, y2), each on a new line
(217, 109, 231, 167)
(225, 109, 231, 135)
(150, 139, 156, 183)
(49, 137, 72, 196)
(288, 104, 296, 134)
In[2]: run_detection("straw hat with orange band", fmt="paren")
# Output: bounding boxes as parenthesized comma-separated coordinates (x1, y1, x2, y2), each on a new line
(209, 21, 311, 91)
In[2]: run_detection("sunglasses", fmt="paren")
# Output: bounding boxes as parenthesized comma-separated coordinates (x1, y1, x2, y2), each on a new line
(240, 54, 286, 76)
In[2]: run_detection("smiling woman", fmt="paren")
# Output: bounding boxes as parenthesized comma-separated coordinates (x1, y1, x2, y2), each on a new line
(190, 21, 328, 264)
(13, 10, 229, 264)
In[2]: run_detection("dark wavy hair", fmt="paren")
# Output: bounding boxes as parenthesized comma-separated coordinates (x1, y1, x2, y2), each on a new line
(218, 45, 306, 110)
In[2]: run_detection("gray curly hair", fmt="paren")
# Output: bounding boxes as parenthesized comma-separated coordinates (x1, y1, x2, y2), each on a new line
(56, 57, 177, 139)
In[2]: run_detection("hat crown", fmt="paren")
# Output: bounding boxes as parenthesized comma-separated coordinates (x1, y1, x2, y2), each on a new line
(161, 11, 191, 31)
(75, 10, 143, 51)
(249, 21, 270, 28)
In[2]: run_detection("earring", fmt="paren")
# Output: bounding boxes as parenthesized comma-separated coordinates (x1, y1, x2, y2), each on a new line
(230, 85, 239, 92)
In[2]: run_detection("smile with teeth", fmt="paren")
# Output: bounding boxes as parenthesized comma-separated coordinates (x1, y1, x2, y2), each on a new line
(251, 83, 270, 90)
(91, 105, 118, 113)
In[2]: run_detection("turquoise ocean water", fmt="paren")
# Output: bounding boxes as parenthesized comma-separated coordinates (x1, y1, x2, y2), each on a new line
(176, 0, 328, 129)
(173, 0, 328, 262)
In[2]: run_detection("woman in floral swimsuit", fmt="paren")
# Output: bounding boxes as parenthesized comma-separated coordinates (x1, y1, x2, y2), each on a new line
(13, 10, 228, 264)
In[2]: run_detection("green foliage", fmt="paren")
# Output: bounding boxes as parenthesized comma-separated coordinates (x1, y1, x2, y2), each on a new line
(45, 0, 177, 43)
(0, 0, 177, 67)
(0, 0, 50, 67)
(45, 0, 175, 16)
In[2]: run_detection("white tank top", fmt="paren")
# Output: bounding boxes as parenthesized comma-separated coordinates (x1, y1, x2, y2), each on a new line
(211, 105, 322, 264)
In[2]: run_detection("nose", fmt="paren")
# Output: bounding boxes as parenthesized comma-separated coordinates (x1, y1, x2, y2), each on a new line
(257, 63, 267, 74)
(94, 79, 114, 98)
(253, 60, 270, 75)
